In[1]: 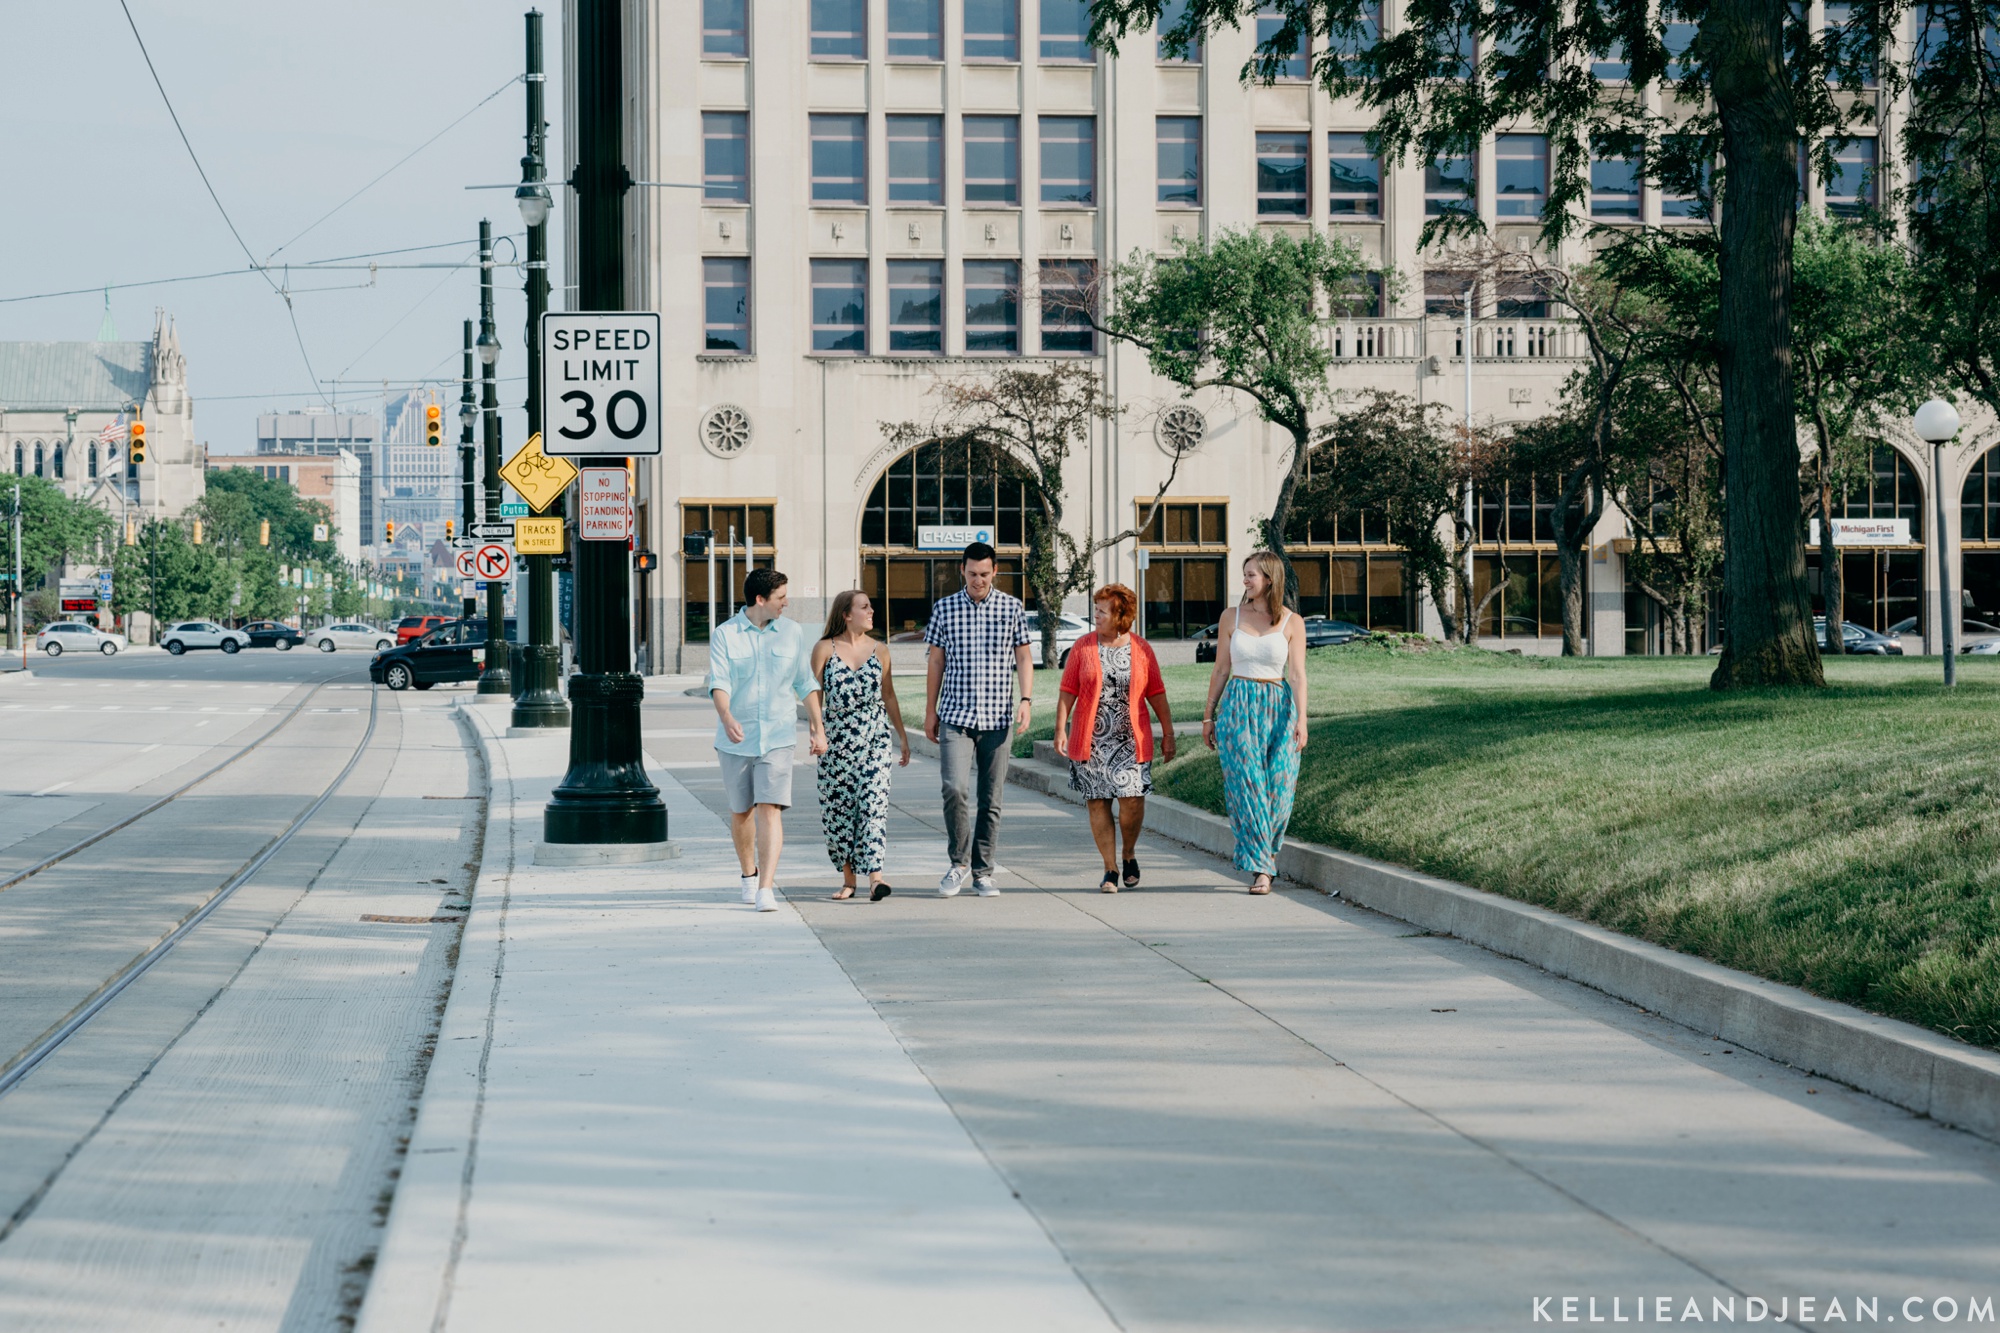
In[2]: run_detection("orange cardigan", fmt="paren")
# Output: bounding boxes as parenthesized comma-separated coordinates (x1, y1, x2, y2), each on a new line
(1057, 633, 1166, 763)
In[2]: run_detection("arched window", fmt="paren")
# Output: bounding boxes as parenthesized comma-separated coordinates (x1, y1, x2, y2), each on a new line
(52, 444, 64, 480)
(1962, 445, 2000, 543)
(88, 444, 99, 479)
(10, 443, 19, 476)
(1834, 444, 1922, 540)
(859, 440, 1033, 635)
(33, 442, 43, 477)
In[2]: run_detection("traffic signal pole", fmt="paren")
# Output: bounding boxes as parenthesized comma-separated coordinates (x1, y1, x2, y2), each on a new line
(513, 7, 568, 729)
(477, 219, 511, 695)
(460, 321, 477, 627)
(543, 0, 667, 846)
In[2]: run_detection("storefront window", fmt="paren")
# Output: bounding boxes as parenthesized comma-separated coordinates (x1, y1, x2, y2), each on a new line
(682, 501, 776, 641)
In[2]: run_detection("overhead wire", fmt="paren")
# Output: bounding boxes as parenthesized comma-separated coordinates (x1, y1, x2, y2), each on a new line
(0, 237, 523, 305)
(115, 0, 330, 407)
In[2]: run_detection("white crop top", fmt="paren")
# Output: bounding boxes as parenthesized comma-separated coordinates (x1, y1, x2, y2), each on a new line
(1230, 609, 1291, 679)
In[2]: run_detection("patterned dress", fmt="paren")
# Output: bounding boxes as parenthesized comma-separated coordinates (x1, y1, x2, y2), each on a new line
(817, 649, 894, 874)
(1068, 641, 1153, 800)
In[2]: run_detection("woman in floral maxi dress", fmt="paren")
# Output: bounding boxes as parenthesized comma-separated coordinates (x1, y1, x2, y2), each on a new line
(811, 590, 912, 900)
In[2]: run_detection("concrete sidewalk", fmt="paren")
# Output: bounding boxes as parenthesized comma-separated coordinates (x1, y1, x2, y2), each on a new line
(357, 710, 1115, 1333)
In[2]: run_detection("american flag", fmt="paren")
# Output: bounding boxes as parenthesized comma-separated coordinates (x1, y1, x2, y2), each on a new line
(95, 416, 128, 445)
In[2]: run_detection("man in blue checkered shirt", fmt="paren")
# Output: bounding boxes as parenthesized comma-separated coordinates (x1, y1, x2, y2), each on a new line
(923, 542, 1034, 898)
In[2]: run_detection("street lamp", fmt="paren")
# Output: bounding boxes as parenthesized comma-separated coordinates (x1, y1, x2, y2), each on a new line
(515, 180, 552, 228)
(1915, 397, 1962, 687)
(476, 326, 502, 368)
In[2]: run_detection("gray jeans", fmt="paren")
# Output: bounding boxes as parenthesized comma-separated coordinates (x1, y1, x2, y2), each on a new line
(939, 723, 1010, 876)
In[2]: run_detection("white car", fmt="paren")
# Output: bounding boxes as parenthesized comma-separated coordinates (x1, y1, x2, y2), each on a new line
(1024, 611, 1093, 668)
(310, 622, 396, 653)
(161, 621, 250, 655)
(36, 621, 128, 656)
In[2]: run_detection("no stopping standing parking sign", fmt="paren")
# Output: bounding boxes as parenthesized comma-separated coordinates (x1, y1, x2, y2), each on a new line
(541, 312, 662, 457)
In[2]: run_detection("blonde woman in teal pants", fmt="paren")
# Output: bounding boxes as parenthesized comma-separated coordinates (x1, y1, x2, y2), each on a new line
(1201, 551, 1309, 894)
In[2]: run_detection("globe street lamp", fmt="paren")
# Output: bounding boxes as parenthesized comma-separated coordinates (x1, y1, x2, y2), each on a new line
(515, 180, 552, 228)
(1915, 397, 1962, 686)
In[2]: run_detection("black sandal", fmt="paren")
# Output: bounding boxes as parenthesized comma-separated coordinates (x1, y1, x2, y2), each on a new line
(870, 882, 892, 902)
(1122, 858, 1140, 888)
(1100, 871, 1120, 894)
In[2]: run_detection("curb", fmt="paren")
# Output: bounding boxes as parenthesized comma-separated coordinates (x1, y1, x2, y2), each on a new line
(910, 733, 2000, 1143)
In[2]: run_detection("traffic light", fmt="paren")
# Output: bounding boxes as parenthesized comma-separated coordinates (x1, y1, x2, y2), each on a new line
(128, 420, 147, 465)
(385, 519, 396, 544)
(425, 402, 443, 447)
(445, 518, 454, 541)
(259, 518, 270, 547)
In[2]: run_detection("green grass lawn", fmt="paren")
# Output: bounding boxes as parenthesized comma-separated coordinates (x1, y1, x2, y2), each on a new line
(899, 645, 2000, 1048)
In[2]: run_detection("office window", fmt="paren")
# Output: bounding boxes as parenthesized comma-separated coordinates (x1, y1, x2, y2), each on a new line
(811, 260, 867, 353)
(1425, 270, 1473, 316)
(52, 444, 64, 480)
(887, 116, 943, 204)
(88, 443, 99, 479)
(1591, 39, 1627, 81)
(1495, 134, 1548, 218)
(704, 258, 750, 353)
(1333, 272, 1385, 319)
(1040, 116, 1096, 205)
(965, 116, 1021, 203)
(33, 442, 43, 478)
(1042, 0, 1094, 61)
(703, 0, 748, 58)
(1256, 132, 1308, 216)
(1040, 259, 1095, 355)
(888, 0, 943, 60)
(1255, 5, 1307, 79)
(1823, 3, 1877, 87)
(965, 260, 1020, 353)
(1828, 137, 1877, 217)
(10, 443, 18, 475)
(1158, 117, 1201, 206)
(965, 0, 1019, 60)
(702, 112, 748, 202)
(1590, 153, 1641, 219)
(1157, 0, 1202, 62)
(1328, 1, 1380, 73)
(1659, 137, 1711, 220)
(1496, 278, 1549, 319)
(810, 114, 867, 204)
(811, 0, 866, 59)
(888, 260, 944, 353)
(1327, 132, 1380, 216)
(1664, 22, 1696, 79)
(1425, 155, 1474, 217)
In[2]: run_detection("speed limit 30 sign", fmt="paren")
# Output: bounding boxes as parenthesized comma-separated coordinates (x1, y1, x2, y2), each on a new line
(541, 312, 661, 457)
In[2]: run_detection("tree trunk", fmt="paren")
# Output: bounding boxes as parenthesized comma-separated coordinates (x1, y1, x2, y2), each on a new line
(1558, 542, 1588, 657)
(1818, 483, 1844, 656)
(1706, 0, 1824, 689)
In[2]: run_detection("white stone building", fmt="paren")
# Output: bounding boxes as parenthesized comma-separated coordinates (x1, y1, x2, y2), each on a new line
(574, 1, 1995, 670)
(0, 310, 204, 528)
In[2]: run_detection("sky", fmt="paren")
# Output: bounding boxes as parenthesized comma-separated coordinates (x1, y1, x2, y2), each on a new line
(0, 1, 561, 453)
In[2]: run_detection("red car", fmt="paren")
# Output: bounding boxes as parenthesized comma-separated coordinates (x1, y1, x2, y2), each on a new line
(396, 614, 446, 645)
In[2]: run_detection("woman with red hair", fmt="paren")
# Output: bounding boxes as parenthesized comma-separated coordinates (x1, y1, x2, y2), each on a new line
(1054, 584, 1176, 891)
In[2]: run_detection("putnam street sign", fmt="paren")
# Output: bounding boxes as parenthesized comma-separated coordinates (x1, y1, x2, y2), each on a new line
(499, 502, 530, 518)
(499, 431, 578, 512)
(540, 314, 662, 457)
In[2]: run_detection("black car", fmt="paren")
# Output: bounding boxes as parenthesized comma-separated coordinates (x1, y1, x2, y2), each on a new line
(239, 619, 305, 650)
(369, 617, 519, 691)
(1193, 616, 1367, 662)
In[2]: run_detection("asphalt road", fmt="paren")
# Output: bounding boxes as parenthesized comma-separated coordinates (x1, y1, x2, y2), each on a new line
(0, 645, 484, 1333)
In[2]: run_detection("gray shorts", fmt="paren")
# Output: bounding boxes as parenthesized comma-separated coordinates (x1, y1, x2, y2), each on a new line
(717, 746, 795, 813)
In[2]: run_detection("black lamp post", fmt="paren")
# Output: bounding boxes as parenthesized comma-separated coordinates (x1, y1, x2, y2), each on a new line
(542, 0, 667, 845)
(512, 8, 568, 729)
(476, 219, 511, 695)
(459, 320, 477, 627)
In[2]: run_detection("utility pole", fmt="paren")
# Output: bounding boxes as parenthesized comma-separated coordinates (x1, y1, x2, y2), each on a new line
(513, 7, 568, 729)
(543, 0, 668, 847)
(7, 481, 20, 654)
(476, 220, 511, 694)
(460, 320, 477, 627)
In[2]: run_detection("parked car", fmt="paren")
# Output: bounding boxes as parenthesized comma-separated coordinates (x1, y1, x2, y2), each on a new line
(36, 621, 127, 656)
(1886, 615, 2000, 652)
(1024, 611, 1092, 667)
(369, 617, 518, 691)
(1814, 617, 1903, 656)
(239, 619, 305, 650)
(309, 622, 395, 653)
(396, 614, 446, 645)
(1194, 617, 1369, 663)
(162, 621, 251, 655)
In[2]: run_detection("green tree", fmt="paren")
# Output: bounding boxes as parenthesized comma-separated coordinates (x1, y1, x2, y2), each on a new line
(0, 475, 115, 591)
(1088, 227, 1385, 601)
(1092, 1, 1902, 685)
(113, 521, 227, 630)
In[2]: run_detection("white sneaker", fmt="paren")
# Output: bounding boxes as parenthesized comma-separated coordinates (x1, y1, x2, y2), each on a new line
(938, 866, 969, 898)
(754, 887, 778, 913)
(974, 876, 1000, 897)
(740, 874, 758, 904)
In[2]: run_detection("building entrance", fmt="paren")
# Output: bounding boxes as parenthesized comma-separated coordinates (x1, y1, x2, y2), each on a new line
(858, 441, 1032, 636)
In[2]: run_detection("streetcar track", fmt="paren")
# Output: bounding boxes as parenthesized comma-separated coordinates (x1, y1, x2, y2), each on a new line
(0, 674, 359, 896)
(0, 677, 382, 1098)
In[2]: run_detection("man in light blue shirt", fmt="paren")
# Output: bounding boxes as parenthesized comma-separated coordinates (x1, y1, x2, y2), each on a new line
(705, 567, 828, 912)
